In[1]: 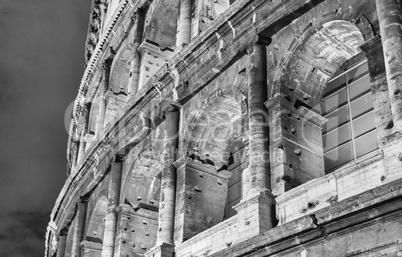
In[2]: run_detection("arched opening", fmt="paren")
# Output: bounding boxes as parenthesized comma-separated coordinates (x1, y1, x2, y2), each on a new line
(64, 220, 76, 257)
(178, 95, 244, 242)
(105, 48, 130, 125)
(278, 19, 378, 178)
(121, 127, 163, 208)
(114, 128, 163, 255)
(187, 97, 241, 169)
(280, 20, 366, 107)
(315, 59, 378, 173)
(85, 196, 108, 244)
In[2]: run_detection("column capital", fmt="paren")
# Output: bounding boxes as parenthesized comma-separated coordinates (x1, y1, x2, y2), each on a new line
(265, 93, 293, 109)
(265, 94, 326, 127)
(360, 35, 382, 54)
(80, 240, 103, 251)
(246, 35, 271, 54)
(115, 203, 135, 215)
(173, 156, 186, 170)
(166, 103, 181, 113)
(138, 40, 162, 56)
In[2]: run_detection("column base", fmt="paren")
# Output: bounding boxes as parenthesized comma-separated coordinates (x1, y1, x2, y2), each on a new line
(144, 243, 175, 257)
(234, 192, 276, 242)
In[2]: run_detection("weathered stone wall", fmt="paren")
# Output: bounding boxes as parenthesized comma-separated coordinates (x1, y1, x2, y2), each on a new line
(46, 0, 402, 256)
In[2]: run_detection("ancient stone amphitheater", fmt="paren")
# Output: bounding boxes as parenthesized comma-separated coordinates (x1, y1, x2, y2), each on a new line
(46, 0, 402, 256)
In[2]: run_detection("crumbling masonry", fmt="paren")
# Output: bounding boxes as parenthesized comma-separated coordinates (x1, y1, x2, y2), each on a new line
(46, 0, 402, 256)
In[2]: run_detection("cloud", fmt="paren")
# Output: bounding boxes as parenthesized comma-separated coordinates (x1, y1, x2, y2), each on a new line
(0, 210, 49, 257)
(0, 1, 95, 257)
(0, 0, 91, 255)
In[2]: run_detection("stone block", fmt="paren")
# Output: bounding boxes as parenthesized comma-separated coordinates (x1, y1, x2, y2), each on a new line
(80, 240, 102, 257)
(114, 204, 158, 256)
(234, 192, 275, 242)
(334, 157, 384, 201)
(174, 158, 230, 244)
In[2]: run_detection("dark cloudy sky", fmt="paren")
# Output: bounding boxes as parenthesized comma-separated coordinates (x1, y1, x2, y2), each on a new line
(0, 1, 91, 256)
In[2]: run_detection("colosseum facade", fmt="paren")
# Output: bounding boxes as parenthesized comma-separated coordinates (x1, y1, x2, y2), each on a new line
(46, 0, 402, 256)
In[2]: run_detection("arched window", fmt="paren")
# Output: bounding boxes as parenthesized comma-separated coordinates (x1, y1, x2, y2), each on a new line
(315, 60, 379, 173)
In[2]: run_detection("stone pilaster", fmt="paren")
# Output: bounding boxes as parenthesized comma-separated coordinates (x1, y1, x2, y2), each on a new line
(234, 41, 275, 241)
(128, 50, 141, 98)
(176, 0, 192, 48)
(157, 105, 180, 246)
(127, 13, 144, 100)
(265, 94, 326, 195)
(376, 0, 402, 131)
(244, 42, 271, 198)
(173, 157, 231, 245)
(56, 231, 68, 257)
(71, 140, 79, 172)
(71, 198, 88, 257)
(234, 191, 275, 242)
(77, 103, 91, 163)
(361, 35, 402, 183)
(145, 105, 180, 257)
(101, 156, 123, 257)
(360, 36, 393, 148)
(98, 59, 112, 135)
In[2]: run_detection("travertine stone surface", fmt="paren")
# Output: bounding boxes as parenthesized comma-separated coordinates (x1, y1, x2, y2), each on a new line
(97, 60, 112, 137)
(360, 36, 393, 145)
(156, 106, 180, 246)
(376, 0, 402, 131)
(114, 204, 158, 257)
(71, 199, 88, 257)
(46, 0, 402, 256)
(174, 158, 231, 244)
(80, 240, 102, 257)
(176, 0, 192, 48)
(245, 43, 270, 198)
(101, 159, 122, 257)
(266, 95, 326, 195)
(56, 232, 67, 257)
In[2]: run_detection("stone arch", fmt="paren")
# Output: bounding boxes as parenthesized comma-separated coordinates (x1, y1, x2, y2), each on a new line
(109, 46, 131, 94)
(85, 195, 108, 244)
(105, 47, 131, 124)
(276, 19, 367, 108)
(64, 219, 76, 257)
(267, 0, 378, 103)
(120, 127, 164, 209)
(181, 87, 246, 170)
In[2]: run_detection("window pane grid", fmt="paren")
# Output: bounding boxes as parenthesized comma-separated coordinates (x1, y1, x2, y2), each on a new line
(320, 60, 378, 172)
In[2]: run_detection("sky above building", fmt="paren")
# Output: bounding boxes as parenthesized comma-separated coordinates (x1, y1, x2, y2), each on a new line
(0, 0, 91, 256)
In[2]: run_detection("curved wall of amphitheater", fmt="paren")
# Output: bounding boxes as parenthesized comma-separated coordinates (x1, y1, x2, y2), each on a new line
(46, 0, 402, 256)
